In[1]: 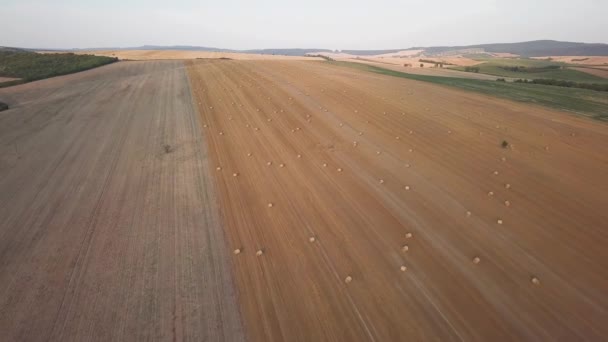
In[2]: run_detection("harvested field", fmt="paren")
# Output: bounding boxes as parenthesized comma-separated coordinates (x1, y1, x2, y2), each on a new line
(187, 59, 608, 341)
(570, 66, 608, 79)
(533, 56, 608, 65)
(0, 61, 244, 341)
(347, 59, 507, 80)
(1, 56, 607, 341)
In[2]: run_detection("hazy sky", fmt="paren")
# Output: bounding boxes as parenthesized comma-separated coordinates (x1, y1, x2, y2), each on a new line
(1, 0, 606, 50)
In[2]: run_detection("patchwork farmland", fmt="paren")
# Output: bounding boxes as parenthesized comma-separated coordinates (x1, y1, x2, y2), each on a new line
(1, 58, 607, 341)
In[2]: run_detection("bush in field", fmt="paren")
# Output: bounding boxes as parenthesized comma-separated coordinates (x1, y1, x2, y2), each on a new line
(0, 101, 8, 112)
(465, 66, 480, 73)
(496, 78, 506, 82)
(515, 78, 608, 92)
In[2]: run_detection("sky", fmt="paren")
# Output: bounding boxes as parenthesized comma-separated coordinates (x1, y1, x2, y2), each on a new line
(1, 0, 606, 50)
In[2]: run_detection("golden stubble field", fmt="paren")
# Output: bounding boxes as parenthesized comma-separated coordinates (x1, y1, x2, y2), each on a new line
(187, 59, 608, 341)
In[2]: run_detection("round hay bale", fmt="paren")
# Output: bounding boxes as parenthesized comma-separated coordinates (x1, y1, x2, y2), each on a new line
(203, 124, 208, 128)
(379, 179, 384, 184)
(297, 154, 302, 158)
(504, 200, 511, 207)
(216, 167, 222, 171)
(404, 185, 410, 190)
(505, 183, 511, 189)
(219, 132, 224, 135)
(322, 163, 327, 167)
(309, 236, 316, 243)
(337, 168, 343, 172)
(247, 153, 252, 157)
(267, 161, 272, 166)
(402, 245, 409, 252)
(400, 266, 407, 272)
(395, 136, 400, 140)
(233, 248, 241, 255)
(497, 219, 503, 225)
(256, 249, 264, 256)
(466, 211, 472, 217)
(531, 277, 540, 285)
(232, 173, 239, 177)
(405, 232, 412, 239)
(344, 276, 352, 283)
(493, 171, 499, 175)
(376, 151, 382, 155)
(267, 203, 274, 208)
(279, 163, 285, 168)
(473, 256, 480, 264)
(488, 191, 494, 196)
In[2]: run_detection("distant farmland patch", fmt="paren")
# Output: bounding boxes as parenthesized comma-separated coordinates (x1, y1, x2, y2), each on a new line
(0, 50, 117, 86)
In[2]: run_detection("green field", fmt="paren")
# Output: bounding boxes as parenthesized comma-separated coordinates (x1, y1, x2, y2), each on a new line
(451, 57, 607, 83)
(331, 61, 608, 121)
(0, 50, 117, 87)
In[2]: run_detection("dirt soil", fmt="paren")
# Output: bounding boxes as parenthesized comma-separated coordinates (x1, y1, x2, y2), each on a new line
(0, 77, 20, 83)
(187, 59, 608, 341)
(0, 61, 244, 341)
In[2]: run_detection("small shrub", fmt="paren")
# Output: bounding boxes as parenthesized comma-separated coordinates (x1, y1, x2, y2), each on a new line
(420, 63, 424, 68)
(496, 78, 506, 82)
(464, 66, 480, 73)
(501, 140, 509, 149)
(0, 101, 8, 111)
(163, 144, 172, 154)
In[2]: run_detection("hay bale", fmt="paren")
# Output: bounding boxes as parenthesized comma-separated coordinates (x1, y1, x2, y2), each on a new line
(531, 277, 540, 285)
(344, 276, 352, 283)
(379, 179, 384, 184)
(219, 132, 224, 135)
(504, 200, 511, 207)
(497, 219, 503, 225)
(256, 250, 264, 256)
(488, 191, 494, 196)
(337, 168, 343, 172)
(267, 161, 272, 166)
(473, 256, 481, 264)
(309, 236, 316, 243)
(400, 266, 407, 272)
(405, 233, 412, 239)
(505, 183, 511, 189)
(267, 203, 274, 208)
(404, 185, 410, 190)
(216, 167, 222, 171)
(233, 173, 239, 177)
(233, 249, 241, 255)
(466, 211, 472, 217)
(279, 163, 285, 168)
(402, 245, 409, 252)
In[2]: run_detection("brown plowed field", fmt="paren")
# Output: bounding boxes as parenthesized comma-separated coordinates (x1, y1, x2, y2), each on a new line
(0, 61, 244, 341)
(187, 59, 608, 341)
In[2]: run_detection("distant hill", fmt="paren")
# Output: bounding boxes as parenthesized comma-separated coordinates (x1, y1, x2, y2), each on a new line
(12, 40, 608, 57)
(419, 40, 608, 57)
